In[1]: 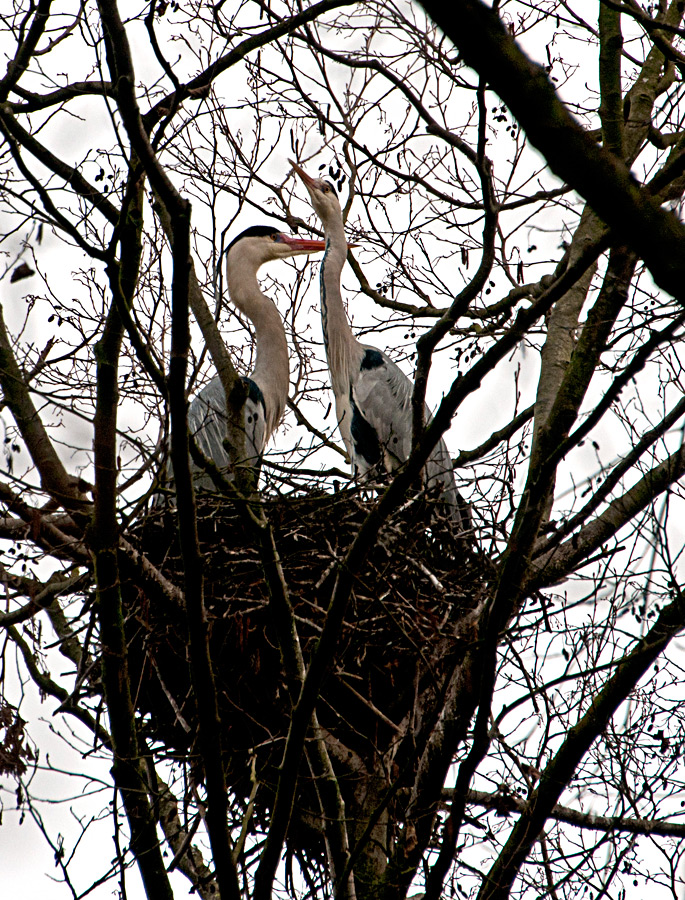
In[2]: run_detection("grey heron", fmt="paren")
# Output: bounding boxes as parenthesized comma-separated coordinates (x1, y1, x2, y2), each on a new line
(184, 225, 325, 491)
(290, 161, 466, 526)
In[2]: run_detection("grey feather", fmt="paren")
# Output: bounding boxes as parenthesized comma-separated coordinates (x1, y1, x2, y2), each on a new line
(290, 161, 468, 529)
(352, 347, 463, 520)
(157, 376, 265, 498)
(187, 376, 265, 490)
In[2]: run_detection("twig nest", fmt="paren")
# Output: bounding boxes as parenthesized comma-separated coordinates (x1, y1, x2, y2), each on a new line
(124, 487, 489, 856)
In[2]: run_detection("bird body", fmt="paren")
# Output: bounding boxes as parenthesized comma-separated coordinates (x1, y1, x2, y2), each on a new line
(187, 374, 266, 489)
(290, 161, 462, 519)
(181, 226, 325, 491)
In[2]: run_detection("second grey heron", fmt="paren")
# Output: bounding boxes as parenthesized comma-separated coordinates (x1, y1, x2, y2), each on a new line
(290, 161, 466, 527)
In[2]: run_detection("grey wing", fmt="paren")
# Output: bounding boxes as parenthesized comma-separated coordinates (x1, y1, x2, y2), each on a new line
(353, 349, 464, 525)
(187, 377, 265, 489)
(352, 351, 413, 472)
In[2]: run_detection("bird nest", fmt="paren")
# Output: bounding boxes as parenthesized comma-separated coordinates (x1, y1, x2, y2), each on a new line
(124, 486, 490, 854)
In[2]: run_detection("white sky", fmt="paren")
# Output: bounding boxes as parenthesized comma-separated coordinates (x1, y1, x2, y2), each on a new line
(2, 2, 685, 898)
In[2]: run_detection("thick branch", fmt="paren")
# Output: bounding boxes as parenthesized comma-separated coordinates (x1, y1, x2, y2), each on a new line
(534, 391, 685, 559)
(7, 79, 113, 111)
(91, 146, 174, 897)
(459, 788, 685, 838)
(599, 2, 624, 156)
(152, 192, 248, 479)
(477, 584, 685, 899)
(529, 442, 685, 591)
(0, 481, 88, 562)
(419, 0, 685, 304)
(94, 11, 241, 888)
(502, 244, 635, 607)
(0, 0, 53, 103)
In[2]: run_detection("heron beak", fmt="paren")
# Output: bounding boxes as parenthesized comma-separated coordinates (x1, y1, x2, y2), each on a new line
(288, 158, 319, 191)
(277, 234, 327, 252)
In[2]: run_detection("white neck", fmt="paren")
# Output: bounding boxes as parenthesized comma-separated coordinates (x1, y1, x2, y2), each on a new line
(320, 215, 362, 395)
(226, 257, 289, 440)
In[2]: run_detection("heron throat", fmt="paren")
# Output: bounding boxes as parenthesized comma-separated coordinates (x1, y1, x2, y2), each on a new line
(319, 234, 359, 401)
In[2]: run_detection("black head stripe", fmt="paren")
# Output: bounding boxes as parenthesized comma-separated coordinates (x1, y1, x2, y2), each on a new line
(323, 180, 337, 195)
(227, 225, 280, 253)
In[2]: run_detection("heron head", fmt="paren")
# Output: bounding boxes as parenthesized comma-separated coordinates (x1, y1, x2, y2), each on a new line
(289, 159, 342, 225)
(226, 226, 326, 270)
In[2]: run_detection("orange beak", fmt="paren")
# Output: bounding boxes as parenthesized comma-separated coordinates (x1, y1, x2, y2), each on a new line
(277, 234, 326, 252)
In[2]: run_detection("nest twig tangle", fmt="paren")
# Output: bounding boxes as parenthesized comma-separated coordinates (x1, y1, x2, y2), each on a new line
(124, 486, 489, 864)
